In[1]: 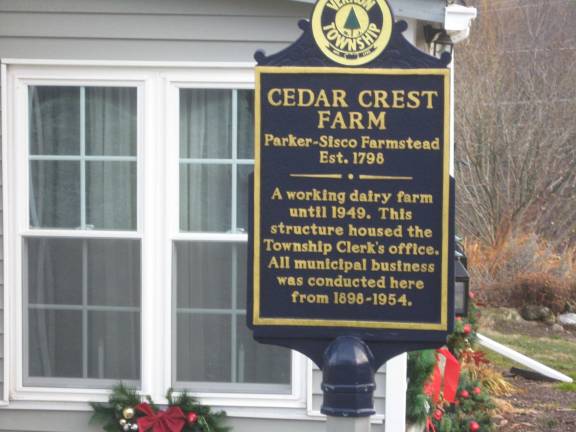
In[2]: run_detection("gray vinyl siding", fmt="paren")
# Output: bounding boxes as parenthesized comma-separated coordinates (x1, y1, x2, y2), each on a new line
(0, 411, 373, 432)
(0, 0, 312, 62)
(0, 0, 438, 62)
(0, 410, 385, 432)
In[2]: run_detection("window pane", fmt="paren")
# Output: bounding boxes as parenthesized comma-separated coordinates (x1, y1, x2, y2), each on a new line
(180, 164, 231, 232)
(25, 238, 141, 384)
(86, 161, 137, 230)
(87, 240, 140, 307)
(177, 314, 231, 382)
(175, 241, 289, 388)
(237, 165, 252, 232)
(30, 160, 80, 228)
(29, 86, 80, 155)
(88, 311, 140, 380)
(236, 244, 248, 309)
(28, 310, 83, 378)
(180, 89, 231, 159)
(236, 316, 291, 385)
(237, 90, 254, 159)
(27, 238, 83, 305)
(85, 87, 137, 156)
(29, 85, 138, 232)
(175, 242, 232, 309)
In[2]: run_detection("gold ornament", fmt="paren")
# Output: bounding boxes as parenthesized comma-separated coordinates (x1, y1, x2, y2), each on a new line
(123, 407, 135, 420)
(119, 419, 127, 426)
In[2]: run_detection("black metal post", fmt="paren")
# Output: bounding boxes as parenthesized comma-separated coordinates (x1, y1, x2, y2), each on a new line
(321, 336, 376, 431)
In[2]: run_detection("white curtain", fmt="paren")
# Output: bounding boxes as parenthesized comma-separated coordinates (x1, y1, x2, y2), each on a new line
(179, 89, 232, 232)
(176, 89, 290, 387)
(27, 86, 140, 384)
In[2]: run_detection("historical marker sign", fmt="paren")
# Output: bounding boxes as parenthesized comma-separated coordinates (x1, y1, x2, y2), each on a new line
(248, 0, 454, 355)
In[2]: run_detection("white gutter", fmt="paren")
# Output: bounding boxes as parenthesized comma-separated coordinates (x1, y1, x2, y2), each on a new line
(444, 4, 477, 43)
(477, 333, 574, 383)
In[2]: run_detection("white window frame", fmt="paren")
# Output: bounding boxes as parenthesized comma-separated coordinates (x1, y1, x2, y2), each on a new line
(24, 84, 144, 391)
(2, 61, 307, 418)
(169, 84, 286, 395)
(163, 71, 304, 405)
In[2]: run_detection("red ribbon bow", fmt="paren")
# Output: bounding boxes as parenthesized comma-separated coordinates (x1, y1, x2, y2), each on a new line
(423, 348, 461, 404)
(136, 403, 186, 432)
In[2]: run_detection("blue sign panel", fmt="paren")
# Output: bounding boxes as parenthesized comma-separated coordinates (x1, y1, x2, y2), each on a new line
(250, 66, 452, 339)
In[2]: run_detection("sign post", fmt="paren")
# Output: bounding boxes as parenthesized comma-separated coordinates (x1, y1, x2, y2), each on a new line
(248, 0, 455, 429)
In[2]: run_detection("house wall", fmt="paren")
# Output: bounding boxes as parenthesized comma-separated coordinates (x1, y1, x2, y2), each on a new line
(0, 0, 435, 430)
(0, 0, 311, 62)
(0, 84, 3, 403)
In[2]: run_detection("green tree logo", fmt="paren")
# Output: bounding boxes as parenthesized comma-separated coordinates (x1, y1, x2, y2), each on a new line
(344, 7, 362, 36)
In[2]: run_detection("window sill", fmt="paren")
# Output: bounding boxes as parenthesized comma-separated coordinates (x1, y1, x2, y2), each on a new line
(6, 385, 307, 415)
(2, 395, 316, 422)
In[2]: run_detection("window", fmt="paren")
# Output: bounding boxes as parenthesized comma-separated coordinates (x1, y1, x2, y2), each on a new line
(25, 86, 140, 387)
(4, 65, 299, 406)
(174, 89, 290, 392)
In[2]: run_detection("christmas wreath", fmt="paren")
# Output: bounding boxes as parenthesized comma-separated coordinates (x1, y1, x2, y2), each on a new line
(90, 384, 228, 432)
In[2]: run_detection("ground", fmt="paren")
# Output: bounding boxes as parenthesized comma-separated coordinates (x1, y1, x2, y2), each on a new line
(493, 377, 576, 431)
(478, 308, 576, 431)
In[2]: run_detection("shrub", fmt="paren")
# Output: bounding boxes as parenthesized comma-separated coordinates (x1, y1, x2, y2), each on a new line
(464, 232, 576, 312)
(509, 273, 572, 314)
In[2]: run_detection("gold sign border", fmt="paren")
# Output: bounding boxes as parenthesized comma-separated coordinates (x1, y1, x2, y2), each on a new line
(253, 66, 451, 331)
(311, 0, 394, 66)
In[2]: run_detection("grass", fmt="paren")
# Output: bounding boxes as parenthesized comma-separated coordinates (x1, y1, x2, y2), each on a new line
(479, 327, 576, 392)
(557, 382, 576, 392)
(543, 419, 559, 428)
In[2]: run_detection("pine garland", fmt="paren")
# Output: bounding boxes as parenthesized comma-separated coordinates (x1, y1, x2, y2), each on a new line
(406, 350, 436, 424)
(447, 301, 480, 358)
(430, 370, 495, 432)
(406, 294, 497, 431)
(90, 384, 229, 432)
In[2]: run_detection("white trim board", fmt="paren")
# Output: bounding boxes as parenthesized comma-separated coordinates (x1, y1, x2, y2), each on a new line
(2, 59, 256, 68)
(477, 333, 573, 383)
(385, 353, 407, 432)
(1, 61, 9, 405)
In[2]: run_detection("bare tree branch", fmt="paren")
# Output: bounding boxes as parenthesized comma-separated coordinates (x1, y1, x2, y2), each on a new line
(455, 0, 576, 247)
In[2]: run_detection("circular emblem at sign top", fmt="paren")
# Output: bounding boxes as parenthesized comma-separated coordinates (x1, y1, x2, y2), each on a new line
(312, 0, 393, 66)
